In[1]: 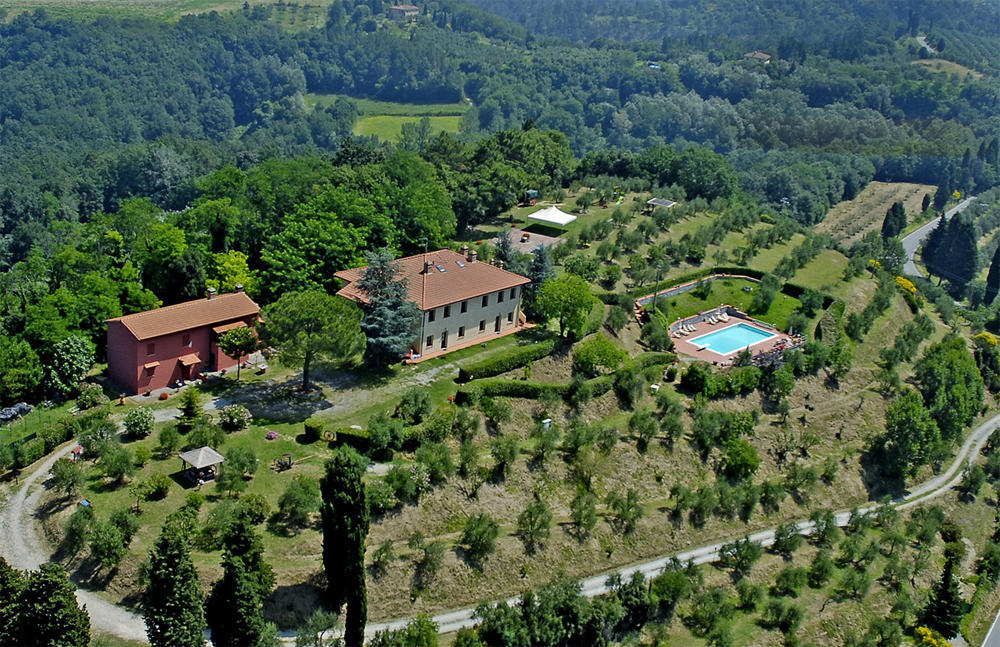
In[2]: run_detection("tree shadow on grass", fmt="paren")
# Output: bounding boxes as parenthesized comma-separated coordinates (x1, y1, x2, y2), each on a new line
(858, 445, 906, 501)
(266, 573, 328, 629)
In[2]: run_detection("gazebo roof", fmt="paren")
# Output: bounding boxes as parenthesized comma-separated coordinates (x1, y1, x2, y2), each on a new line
(527, 206, 577, 227)
(646, 197, 677, 208)
(178, 446, 226, 469)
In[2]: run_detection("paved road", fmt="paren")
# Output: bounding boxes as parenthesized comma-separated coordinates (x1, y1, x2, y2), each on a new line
(901, 196, 977, 277)
(4, 401, 998, 643)
(984, 609, 1000, 647)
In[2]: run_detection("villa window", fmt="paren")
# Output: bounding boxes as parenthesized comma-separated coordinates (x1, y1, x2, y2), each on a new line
(482, 295, 489, 307)
(182, 334, 191, 347)
(458, 326, 465, 338)
(146, 343, 155, 356)
(510, 287, 517, 299)
(426, 335, 433, 348)
(507, 311, 514, 323)
(444, 305, 451, 318)
(479, 320, 486, 332)
(460, 300, 468, 314)
(428, 309, 436, 322)
(498, 290, 504, 303)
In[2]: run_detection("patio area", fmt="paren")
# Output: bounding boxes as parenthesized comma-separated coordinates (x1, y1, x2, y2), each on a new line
(669, 306, 802, 365)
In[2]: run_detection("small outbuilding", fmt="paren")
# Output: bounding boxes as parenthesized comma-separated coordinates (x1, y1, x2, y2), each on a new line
(178, 446, 226, 483)
(645, 197, 677, 212)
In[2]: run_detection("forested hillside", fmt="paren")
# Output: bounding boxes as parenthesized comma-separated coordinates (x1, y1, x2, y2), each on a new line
(0, 0, 997, 254)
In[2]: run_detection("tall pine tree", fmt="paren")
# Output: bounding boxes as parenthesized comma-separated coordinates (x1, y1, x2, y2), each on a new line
(321, 447, 370, 647)
(920, 557, 964, 637)
(985, 245, 1000, 306)
(357, 248, 420, 366)
(207, 517, 275, 647)
(144, 519, 206, 647)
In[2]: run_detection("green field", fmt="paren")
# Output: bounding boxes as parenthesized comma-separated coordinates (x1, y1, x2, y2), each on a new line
(353, 114, 462, 140)
(659, 277, 803, 331)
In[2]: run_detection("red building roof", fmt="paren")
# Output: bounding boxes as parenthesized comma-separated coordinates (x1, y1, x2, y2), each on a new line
(107, 292, 260, 341)
(335, 249, 530, 311)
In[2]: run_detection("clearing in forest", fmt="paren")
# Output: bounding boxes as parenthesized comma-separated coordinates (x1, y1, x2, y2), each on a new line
(815, 181, 936, 247)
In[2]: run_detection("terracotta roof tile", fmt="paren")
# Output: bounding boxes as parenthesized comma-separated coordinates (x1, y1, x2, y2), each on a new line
(335, 249, 530, 310)
(107, 292, 260, 341)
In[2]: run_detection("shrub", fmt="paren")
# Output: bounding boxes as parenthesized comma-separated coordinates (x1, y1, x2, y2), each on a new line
(237, 493, 270, 524)
(460, 513, 500, 566)
(16, 437, 45, 467)
(458, 338, 558, 382)
(63, 506, 93, 554)
(133, 446, 152, 467)
(721, 438, 760, 480)
(77, 382, 109, 409)
(415, 441, 455, 485)
(572, 335, 628, 376)
(278, 476, 319, 528)
(147, 472, 172, 500)
(124, 406, 155, 437)
(219, 404, 252, 432)
(368, 411, 404, 461)
(303, 417, 326, 442)
(386, 463, 430, 503)
(157, 423, 181, 456)
(399, 387, 432, 424)
(331, 426, 370, 452)
(366, 479, 399, 515)
(457, 379, 568, 404)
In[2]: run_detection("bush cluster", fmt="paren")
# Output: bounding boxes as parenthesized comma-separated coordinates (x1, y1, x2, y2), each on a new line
(219, 404, 252, 432)
(458, 338, 558, 382)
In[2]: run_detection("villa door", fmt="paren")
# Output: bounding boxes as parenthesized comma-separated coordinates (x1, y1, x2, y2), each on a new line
(494, 316, 501, 332)
(441, 330, 448, 349)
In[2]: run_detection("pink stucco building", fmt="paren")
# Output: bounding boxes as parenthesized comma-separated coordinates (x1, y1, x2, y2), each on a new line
(106, 289, 260, 394)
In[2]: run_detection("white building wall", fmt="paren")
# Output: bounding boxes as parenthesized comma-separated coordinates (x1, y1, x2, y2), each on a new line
(412, 286, 524, 355)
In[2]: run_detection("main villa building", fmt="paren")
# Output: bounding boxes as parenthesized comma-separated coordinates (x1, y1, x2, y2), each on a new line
(335, 246, 531, 359)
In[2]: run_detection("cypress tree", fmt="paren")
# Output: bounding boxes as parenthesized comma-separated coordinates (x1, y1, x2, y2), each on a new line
(321, 447, 370, 647)
(15, 564, 90, 647)
(949, 214, 980, 288)
(207, 517, 275, 647)
(985, 245, 1000, 306)
(920, 557, 964, 637)
(881, 201, 906, 239)
(207, 557, 268, 647)
(144, 519, 206, 647)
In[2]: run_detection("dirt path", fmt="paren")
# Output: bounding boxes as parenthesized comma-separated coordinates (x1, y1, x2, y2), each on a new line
(5, 381, 996, 642)
(0, 441, 148, 642)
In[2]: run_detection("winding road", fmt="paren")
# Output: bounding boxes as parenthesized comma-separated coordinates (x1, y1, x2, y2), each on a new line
(2, 400, 999, 643)
(901, 196, 977, 277)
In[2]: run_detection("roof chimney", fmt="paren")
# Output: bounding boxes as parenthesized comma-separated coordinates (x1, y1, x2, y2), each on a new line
(497, 260, 504, 270)
(469, 249, 478, 263)
(206, 287, 217, 300)
(424, 260, 433, 274)
(235, 284, 244, 293)
(460, 244, 469, 257)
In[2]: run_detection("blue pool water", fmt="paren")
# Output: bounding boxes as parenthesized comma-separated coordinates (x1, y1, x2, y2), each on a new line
(689, 322, 776, 355)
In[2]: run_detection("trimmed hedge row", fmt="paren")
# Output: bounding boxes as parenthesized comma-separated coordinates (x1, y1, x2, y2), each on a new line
(456, 351, 676, 404)
(9, 406, 112, 469)
(456, 379, 570, 404)
(458, 338, 559, 382)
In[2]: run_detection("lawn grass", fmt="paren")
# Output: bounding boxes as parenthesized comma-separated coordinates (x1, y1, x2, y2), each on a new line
(353, 115, 462, 140)
(659, 277, 802, 330)
(790, 249, 849, 291)
(306, 94, 469, 117)
(0, 401, 74, 447)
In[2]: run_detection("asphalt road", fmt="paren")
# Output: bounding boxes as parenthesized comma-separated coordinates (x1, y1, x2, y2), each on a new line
(4, 393, 998, 644)
(901, 196, 977, 277)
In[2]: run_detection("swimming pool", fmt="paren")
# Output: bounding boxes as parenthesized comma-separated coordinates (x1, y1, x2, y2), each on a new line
(688, 322, 776, 355)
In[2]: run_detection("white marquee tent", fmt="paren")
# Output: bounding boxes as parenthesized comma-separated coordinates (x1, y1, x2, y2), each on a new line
(527, 206, 577, 233)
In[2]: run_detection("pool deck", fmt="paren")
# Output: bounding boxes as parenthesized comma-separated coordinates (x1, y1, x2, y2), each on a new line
(672, 314, 795, 364)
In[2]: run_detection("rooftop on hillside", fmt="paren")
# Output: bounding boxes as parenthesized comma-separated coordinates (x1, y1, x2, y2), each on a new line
(335, 249, 530, 311)
(106, 291, 260, 341)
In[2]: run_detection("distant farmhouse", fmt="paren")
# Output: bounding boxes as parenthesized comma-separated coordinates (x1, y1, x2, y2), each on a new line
(743, 50, 772, 63)
(336, 247, 530, 359)
(106, 289, 260, 394)
(387, 4, 419, 20)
